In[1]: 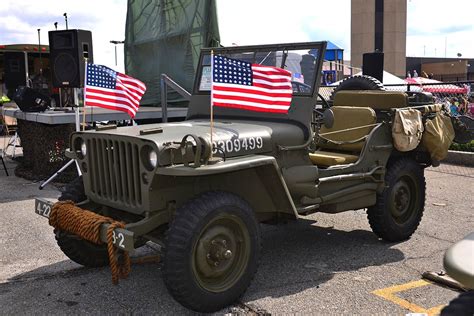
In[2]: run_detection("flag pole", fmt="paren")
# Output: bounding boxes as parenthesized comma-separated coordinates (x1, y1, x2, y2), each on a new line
(210, 50, 214, 159)
(82, 58, 88, 131)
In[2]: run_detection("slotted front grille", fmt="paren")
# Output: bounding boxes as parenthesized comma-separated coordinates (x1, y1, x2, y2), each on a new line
(87, 137, 142, 207)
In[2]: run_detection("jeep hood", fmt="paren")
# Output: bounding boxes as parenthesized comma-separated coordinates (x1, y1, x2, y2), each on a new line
(79, 119, 306, 165)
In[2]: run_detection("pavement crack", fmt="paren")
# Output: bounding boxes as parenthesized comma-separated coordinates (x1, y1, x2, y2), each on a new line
(235, 301, 271, 315)
(401, 248, 447, 274)
(417, 232, 455, 244)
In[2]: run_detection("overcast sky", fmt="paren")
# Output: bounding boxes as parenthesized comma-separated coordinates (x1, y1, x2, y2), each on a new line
(0, 0, 472, 73)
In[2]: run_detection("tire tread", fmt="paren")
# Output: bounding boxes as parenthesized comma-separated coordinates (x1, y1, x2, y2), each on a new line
(163, 191, 261, 312)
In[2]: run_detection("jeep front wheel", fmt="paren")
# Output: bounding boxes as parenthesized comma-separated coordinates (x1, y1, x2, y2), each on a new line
(163, 191, 261, 312)
(55, 176, 109, 267)
(367, 158, 426, 241)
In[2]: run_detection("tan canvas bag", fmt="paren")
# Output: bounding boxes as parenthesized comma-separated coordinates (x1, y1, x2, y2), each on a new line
(421, 112, 455, 161)
(392, 109, 424, 152)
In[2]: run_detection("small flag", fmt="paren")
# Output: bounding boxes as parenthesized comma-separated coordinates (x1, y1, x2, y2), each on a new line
(84, 64, 146, 118)
(211, 55, 292, 114)
(292, 73, 304, 83)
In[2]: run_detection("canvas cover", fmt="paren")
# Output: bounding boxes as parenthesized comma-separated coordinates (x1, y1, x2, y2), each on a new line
(125, 0, 220, 105)
(422, 112, 455, 161)
(392, 109, 424, 152)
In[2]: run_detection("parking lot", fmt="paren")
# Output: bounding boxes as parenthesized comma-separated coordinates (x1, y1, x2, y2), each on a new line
(0, 157, 472, 314)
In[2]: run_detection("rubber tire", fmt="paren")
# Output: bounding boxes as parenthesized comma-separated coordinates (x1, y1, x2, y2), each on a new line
(367, 158, 426, 242)
(58, 176, 86, 203)
(330, 75, 385, 100)
(163, 191, 261, 313)
(441, 291, 474, 316)
(55, 176, 109, 268)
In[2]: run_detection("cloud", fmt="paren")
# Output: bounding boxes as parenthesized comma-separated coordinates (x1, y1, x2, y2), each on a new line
(0, 0, 472, 73)
(406, 0, 474, 57)
(216, 0, 351, 57)
(0, 0, 127, 71)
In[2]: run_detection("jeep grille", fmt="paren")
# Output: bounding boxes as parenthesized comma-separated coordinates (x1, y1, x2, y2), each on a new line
(87, 137, 142, 207)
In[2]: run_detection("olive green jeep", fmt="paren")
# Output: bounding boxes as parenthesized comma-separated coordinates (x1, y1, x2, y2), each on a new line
(34, 41, 467, 312)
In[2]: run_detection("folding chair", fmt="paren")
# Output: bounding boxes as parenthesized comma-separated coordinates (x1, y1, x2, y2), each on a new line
(0, 148, 8, 176)
(2, 114, 21, 158)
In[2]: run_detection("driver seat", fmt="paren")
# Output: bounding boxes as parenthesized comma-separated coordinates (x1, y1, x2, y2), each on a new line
(309, 106, 377, 166)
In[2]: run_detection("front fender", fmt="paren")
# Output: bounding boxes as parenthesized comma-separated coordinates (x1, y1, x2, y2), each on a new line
(155, 155, 298, 219)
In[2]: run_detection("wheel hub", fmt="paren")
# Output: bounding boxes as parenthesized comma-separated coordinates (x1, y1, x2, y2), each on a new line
(206, 238, 233, 265)
(192, 215, 250, 292)
(393, 183, 410, 215)
(389, 176, 417, 224)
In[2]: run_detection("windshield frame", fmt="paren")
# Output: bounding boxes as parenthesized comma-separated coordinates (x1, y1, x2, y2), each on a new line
(193, 41, 327, 99)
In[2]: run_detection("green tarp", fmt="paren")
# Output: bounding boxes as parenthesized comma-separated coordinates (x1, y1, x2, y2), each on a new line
(125, 0, 220, 106)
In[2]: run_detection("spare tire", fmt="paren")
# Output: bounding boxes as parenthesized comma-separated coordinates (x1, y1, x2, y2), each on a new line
(330, 75, 385, 100)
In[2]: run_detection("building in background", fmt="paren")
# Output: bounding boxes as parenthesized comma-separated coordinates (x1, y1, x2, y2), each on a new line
(351, 0, 406, 77)
(406, 57, 473, 81)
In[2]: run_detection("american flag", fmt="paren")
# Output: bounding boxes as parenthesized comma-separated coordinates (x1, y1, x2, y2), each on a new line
(84, 64, 146, 118)
(211, 55, 292, 113)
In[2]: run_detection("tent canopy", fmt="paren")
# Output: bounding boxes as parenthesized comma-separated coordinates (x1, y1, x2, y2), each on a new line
(405, 77, 468, 94)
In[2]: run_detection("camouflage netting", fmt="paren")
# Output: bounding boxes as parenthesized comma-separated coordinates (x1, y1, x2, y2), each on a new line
(15, 120, 77, 182)
(125, 0, 220, 106)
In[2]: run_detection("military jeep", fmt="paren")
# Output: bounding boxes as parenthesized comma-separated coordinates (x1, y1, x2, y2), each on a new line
(34, 41, 458, 312)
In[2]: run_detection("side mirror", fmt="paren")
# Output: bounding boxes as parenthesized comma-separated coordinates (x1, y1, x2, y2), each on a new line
(323, 109, 334, 129)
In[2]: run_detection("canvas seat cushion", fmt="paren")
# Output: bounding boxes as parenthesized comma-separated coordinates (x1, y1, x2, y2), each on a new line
(333, 90, 408, 110)
(309, 150, 359, 167)
(318, 106, 377, 152)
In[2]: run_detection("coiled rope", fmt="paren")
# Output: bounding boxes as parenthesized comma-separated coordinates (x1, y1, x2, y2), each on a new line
(49, 200, 131, 284)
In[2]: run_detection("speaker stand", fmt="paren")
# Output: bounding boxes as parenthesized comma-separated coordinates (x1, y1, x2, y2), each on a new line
(39, 89, 83, 190)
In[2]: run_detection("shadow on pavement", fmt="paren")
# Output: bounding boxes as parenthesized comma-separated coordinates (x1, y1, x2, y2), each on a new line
(245, 218, 404, 300)
(0, 159, 60, 203)
(0, 218, 405, 313)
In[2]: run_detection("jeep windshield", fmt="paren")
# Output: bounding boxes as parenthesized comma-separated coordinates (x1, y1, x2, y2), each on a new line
(194, 42, 327, 98)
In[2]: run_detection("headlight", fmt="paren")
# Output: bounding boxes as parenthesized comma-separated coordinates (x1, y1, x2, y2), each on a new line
(149, 149, 157, 168)
(80, 141, 87, 157)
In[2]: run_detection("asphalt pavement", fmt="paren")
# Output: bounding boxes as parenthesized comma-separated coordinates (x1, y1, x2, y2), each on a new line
(0, 157, 472, 315)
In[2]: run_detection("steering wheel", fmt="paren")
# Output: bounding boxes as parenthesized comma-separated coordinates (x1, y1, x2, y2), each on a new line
(312, 93, 331, 130)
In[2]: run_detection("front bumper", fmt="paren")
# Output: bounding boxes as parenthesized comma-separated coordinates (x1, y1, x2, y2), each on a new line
(35, 198, 135, 251)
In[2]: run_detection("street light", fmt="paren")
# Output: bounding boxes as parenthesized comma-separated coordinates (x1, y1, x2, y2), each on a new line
(110, 40, 125, 66)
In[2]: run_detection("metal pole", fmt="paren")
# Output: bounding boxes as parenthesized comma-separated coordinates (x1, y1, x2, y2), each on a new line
(444, 37, 447, 58)
(24, 52, 29, 87)
(37, 29, 43, 74)
(210, 50, 214, 158)
(39, 159, 76, 189)
(64, 13, 68, 30)
(160, 75, 168, 123)
(110, 40, 125, 67)
(74, 99, 80, 131)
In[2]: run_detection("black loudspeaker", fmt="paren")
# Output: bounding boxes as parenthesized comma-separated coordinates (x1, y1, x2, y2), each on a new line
(49, 29, 93, 88)
(362, 52, 384, 82)
(4, 52, 27, 99)
(13, 86, 51, 112)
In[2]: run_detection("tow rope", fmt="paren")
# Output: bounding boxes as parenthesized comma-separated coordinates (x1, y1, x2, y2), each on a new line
(49, 200, 131, 284)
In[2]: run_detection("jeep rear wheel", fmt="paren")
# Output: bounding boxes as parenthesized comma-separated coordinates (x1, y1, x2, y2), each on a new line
(367, 158, 426, 241)
(55, 176, 109, 267)
(163, 191, 261, 312)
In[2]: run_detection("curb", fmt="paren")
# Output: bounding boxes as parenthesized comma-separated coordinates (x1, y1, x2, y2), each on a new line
(443, 150, 474, 167)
